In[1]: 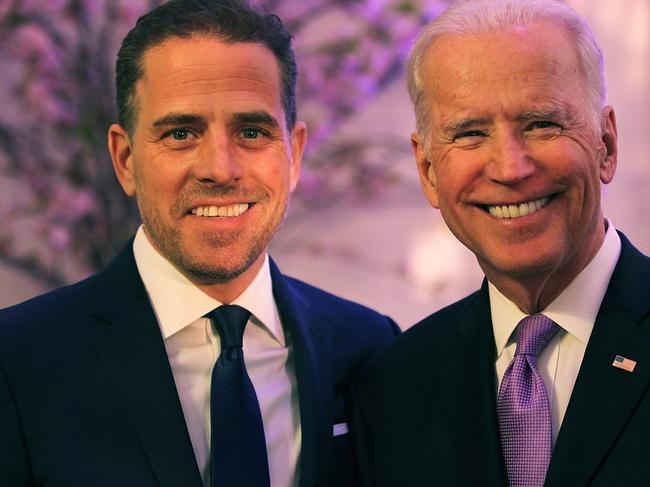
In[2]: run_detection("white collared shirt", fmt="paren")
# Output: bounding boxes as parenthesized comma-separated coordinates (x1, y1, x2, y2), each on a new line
(133, 227, 300, 487)
(491, 219, 621, 444)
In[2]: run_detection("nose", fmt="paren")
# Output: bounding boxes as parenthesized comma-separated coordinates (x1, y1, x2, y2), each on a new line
(192, 131, 243, 185)
(484, 130, 535, 185)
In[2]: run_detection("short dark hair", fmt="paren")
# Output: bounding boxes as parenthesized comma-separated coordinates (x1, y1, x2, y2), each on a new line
(115, 0, 297, 135)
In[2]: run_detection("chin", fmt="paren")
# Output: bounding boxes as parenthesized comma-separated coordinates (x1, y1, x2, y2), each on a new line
(480, 250, 564, 280)
(179, 246, 264, 284)
(182, 259, 253, 285)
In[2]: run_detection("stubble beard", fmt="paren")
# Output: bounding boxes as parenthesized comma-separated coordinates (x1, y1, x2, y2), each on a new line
(140, 197, 288, 286)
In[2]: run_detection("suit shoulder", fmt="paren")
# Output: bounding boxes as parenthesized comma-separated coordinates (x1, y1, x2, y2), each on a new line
(610, 232, 650, 322)
(355, 289, 482, 382)
(284, 275, 397, 328)
(0, 274, 98, 341)
(405, 288, 482, 340)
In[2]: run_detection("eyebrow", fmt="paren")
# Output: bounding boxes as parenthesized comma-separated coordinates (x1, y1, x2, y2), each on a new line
(517, 107, 569, 122)
(442, 105, 575, 135)
(442, 117, 491, 136)
(151, 111, 281, 130)
(152, 113, 206, 128)
(232, 111, 280, 128)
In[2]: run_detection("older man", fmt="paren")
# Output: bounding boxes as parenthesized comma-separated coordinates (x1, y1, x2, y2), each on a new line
(0, 1, 398, 486)
(351, 1, 649, 486)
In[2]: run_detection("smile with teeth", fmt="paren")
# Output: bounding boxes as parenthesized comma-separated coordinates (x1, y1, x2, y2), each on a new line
(191, 203, 250, 218)
(486, 197, 549, 219)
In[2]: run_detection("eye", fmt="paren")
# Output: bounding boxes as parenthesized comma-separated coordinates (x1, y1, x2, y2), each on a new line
(455, 130, 486, 140)
(526, 121, 562, 139)
(240, 127, 264, 139)
(159, 127, 199, 149)
(453, 130, 488, 147)
(528, 121, 561, 131)
(163, 128, 191, 140)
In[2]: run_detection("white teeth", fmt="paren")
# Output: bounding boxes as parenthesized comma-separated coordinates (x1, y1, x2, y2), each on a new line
(488, 197, 549, 219)
(191, 203, 250, 218)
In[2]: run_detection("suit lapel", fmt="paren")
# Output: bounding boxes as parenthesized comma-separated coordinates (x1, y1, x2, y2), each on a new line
(270, 259, 331, 487)
(546, 234, 650, 486)
(87, 245, 203, 487)
(434, 282, 506, 485)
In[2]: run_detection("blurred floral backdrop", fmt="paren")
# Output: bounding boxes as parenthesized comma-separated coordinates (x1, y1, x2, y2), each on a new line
(2, 0, 647, 325)
(0, 0, 441, 285)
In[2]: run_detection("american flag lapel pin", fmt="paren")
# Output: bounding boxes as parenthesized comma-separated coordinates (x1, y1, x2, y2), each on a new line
(612, 355, 637, 373)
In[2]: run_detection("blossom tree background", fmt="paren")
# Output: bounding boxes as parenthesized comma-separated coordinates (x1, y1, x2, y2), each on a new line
(0, 0, 438, 285)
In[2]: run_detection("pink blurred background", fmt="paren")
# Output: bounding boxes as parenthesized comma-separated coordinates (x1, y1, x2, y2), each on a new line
(0, 0, 648, 328)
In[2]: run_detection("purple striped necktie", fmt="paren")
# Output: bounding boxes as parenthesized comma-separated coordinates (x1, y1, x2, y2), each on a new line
(497, 314, 559, 487)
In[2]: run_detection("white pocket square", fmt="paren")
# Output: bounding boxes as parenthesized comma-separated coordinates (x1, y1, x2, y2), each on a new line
(332, 422, 349, 437)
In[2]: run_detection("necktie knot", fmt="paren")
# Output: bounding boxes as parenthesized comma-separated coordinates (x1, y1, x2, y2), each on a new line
(206, 304, 250, 350)
(514, 314, 559, 357)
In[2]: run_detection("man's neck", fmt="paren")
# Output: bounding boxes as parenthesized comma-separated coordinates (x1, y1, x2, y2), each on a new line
(482, 236, 606, 314)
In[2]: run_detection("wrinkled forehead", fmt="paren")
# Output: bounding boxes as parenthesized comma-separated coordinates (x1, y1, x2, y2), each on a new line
(423, 22, 580, 90)
(417, 22, 598, 134)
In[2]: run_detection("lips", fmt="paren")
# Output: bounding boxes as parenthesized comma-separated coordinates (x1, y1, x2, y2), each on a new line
(190, 203, 250, 217)
(486, 196, 549, 219)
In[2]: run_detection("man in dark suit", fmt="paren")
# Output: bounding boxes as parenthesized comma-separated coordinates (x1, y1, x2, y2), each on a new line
(351, 0, 649, 486)
(0, 1, 398, 486)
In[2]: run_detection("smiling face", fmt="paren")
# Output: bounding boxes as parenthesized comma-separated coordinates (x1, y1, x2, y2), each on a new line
(108, 36, 305, 301)
(413, 22, 617, 310)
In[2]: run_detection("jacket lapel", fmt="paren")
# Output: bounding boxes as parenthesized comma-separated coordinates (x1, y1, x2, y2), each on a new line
(434, 282, 507, 485)
(270, 259, 331, 487)
(546, 234, 650, 486)
(87, 245, 203, 487)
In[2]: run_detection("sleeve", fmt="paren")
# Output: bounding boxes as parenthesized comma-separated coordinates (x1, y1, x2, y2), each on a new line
(0, 364, 36, 486)
(349, 376, 376, 487)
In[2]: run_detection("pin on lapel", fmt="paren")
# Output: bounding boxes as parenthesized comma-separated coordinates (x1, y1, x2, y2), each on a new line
(611, 354, 637, 372)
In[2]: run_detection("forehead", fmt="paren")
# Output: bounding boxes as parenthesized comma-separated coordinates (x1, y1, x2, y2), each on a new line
(422, 22, 586, 117)
(135, 36, 283, 123)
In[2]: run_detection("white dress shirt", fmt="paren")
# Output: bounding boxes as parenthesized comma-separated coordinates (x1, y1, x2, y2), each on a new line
(133, 227, 301, 487)
(491, 219, 621, 444)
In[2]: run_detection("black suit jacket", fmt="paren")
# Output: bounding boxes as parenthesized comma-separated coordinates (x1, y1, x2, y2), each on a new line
(351, 232, 650, 486)
(0, 243, 399, 486)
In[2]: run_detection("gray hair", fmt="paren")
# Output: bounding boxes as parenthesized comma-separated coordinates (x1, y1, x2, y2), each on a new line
(406, 0, 605, 144)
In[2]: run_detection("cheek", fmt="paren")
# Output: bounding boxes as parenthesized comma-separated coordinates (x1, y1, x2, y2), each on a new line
(134, 161, 185, 210)
(434, 152, 483, 200)
(253, 157, 293, 192)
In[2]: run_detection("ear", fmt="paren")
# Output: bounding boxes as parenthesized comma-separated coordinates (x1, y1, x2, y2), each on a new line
(107, 123, 136, 196)
(288, 121, 307, 193)
(412, 132, 440, 208)
(598, 106, 617, 184)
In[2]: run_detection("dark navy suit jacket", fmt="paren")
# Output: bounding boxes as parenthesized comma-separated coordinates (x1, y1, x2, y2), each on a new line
(351, 232, 650, 486)
(0, 243, 399, 486)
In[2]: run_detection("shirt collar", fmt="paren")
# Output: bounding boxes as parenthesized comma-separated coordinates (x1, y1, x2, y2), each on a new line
(490, 219, 621, 357)
(132, 226, 284, 345)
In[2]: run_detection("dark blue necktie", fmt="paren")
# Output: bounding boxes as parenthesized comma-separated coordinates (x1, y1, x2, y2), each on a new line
(207, 305, 270, 487)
